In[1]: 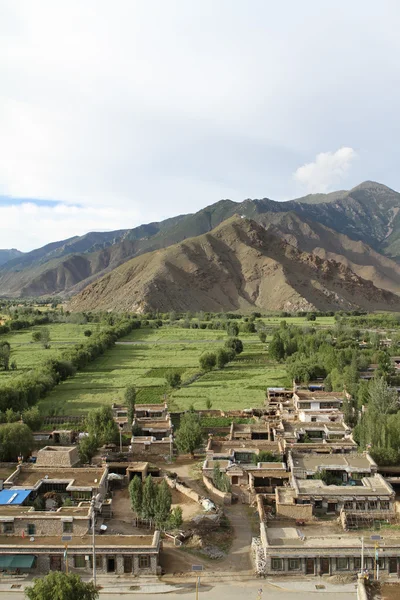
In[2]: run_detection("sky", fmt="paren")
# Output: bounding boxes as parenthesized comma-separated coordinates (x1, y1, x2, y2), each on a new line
(1, 0, 400, 252)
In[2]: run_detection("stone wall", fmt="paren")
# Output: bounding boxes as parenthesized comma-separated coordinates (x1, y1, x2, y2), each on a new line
(165, 476, 201, 503)
(202, 475, 232, 505)
(15, 517, 89, 537)
(275, 502, 313, 520)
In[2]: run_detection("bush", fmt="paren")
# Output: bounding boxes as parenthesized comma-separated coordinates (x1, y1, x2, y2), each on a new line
(199, 352, 217, 372)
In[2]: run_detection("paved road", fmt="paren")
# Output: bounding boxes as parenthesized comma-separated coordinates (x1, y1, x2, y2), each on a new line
(0, 581, 357, 599)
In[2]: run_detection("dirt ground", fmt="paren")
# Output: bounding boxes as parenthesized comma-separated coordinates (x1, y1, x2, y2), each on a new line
(380, 583, 400, 600)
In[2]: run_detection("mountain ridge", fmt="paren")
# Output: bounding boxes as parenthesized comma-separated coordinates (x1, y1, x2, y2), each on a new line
(1, 180, 400, 299)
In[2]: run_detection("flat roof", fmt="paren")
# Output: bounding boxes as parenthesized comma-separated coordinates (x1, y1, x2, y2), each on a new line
(296, 475, 391, 497)
(292, 454, 373, 471)
(8, 467, 106, 488)
(266, 521, 400, 548)
(0, 490, 31, 506)
(0, 534, 157, 548)
(295, 391, 344, 400)
(0, 505, 90, 517)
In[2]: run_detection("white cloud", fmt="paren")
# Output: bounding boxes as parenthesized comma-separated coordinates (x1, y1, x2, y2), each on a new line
(0, 203, 145, 252)
(293, 147, 357, 194)
(0, 1, 399, 248)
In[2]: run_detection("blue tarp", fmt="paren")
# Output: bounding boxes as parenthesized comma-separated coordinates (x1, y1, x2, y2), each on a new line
(0, 489, 31, 505)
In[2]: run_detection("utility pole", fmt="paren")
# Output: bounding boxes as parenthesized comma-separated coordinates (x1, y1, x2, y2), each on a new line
(361, 536, 364, 573)
(91, 496, 96, 587)
(195, 575, 200, 600)
(119, 423, 123, 453)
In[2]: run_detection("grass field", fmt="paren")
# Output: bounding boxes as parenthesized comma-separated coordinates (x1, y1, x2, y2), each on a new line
(38, 326, 290, 416)
(260, 316, 335, 326)
(0, 322, 103, 379)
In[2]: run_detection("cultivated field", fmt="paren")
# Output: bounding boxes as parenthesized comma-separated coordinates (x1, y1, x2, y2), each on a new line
(0, 322, 103, 378)
(38, 326, 290, 416)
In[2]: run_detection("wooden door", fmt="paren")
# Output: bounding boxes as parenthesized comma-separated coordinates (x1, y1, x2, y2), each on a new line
(50, 555, 62, 571)
(306, 558, 315, 575)
(320, 558, 330, 574)
(389, 557, 398, 574)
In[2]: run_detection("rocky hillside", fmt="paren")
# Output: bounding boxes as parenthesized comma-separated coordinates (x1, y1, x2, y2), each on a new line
(0, 249, 23, 267)
(69, 216, 400, 313)
(2, 181, 400, 299)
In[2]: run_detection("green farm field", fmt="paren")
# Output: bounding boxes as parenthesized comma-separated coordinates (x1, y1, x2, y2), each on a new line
(38, 326, 290, 416)
(0, 322, 103, 378)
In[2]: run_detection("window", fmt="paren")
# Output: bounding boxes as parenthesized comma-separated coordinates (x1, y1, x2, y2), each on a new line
(288, 559, 300, 571)
(139, 555, 150, 569)
(344, 501, 353, 510)
(380, 501, 390, 510)
(74, 555, 86, 568)
(337, 558, 349, 571)
(3, 522, 14, 534)
(354, 558, 361, 570)
(27, 524, 36, 536)
(63, 521, 73, 533)
(88, 555, 102, 568)
(271, 558, 283, 571)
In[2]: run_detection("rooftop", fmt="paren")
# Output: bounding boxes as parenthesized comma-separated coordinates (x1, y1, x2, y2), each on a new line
(7, 467, 106, 489)
(292, 453, 375, 472)
(0, 490, 31, 506)
(295, 475, 393, 497)
(0, 534, 158, 548)
(266, 520, 400, 548)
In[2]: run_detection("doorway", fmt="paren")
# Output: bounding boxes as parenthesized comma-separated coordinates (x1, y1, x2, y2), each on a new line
(50, 556, 62, 571)
(306, 558, 315, 575)
(232, 476, 239, 485)
(389, 557, 398, 574)
(124, 556, 132, 573)
(107, 557, 116, 572)
(320, 558, 330, 574)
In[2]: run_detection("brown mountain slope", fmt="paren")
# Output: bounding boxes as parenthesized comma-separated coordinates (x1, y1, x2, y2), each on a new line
(256, 212, 400, 295)
(69, 216, 400, 313)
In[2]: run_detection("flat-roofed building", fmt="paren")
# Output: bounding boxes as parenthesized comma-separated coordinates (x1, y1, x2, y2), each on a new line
(3, 466, 108, 502)
(0, 531, 161, 576)
(257, 519, 400, 576)
(288, 452, 377, 481)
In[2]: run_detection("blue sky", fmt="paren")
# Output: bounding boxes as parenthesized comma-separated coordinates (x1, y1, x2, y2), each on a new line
(1, 0, 399, 251)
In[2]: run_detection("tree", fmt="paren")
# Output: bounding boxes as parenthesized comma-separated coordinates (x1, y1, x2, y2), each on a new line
(0, 341, 10, 371)
(227, 322, 239, 337)
(22, 407, 43, 431)
(212, 461, 231, 492)
(168, 506, 183, 529)
(0, 422, 34, 461)
(142, 475, 157, 520)
(251, 450, 280, 464)
(225, 337, 243, 355)
(32, 328, 51, 348)
(166, 371, 181, 388)
(175, 412, 203, 457)
(258, 331, 267, 344)
(199, 352, 216, 372)
(369, 377, 399, 415)
(84, 329, 93, 337)
(154, 479, 172, 528)
(216, 348, 231, 369)
(25, 572, 98, 600)
(86, 406, 119, 446)
(125, 384, 137, 425)
(268, 333, 285, 361)
(129, 475, 143, 515)
(78, 435, 98, 464)
(32, 331, 41, 342)
(40, 327, 51, 349)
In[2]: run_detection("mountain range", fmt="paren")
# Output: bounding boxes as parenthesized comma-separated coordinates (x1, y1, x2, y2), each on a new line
(2, 181, 400, 312)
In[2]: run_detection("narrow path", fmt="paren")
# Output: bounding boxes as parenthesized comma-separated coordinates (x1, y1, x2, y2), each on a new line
(214, 503, 253, 573)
